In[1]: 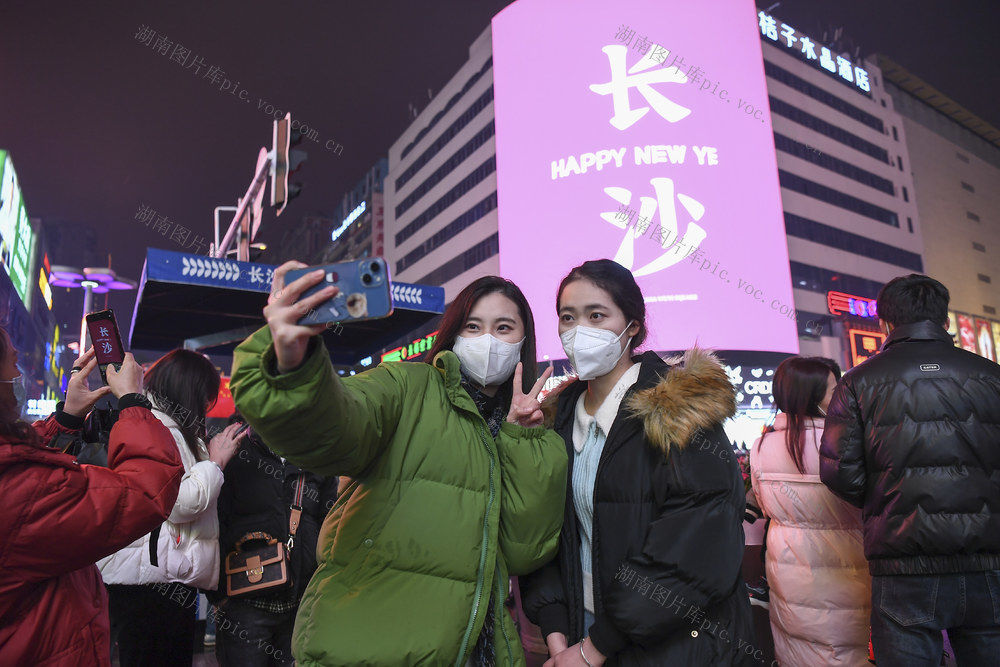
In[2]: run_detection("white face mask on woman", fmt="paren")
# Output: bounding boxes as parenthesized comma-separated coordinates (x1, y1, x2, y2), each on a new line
(452, 334, 525, 387)
(560, 322, 633, 381)
(0, 374, 27, 413)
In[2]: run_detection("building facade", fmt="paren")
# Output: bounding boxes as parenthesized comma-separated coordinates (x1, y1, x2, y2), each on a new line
(321, 158, 388, 265)
(881, 56, 1000, 361)
(384, 27, 497, 302)
(756, 10, 924, 369)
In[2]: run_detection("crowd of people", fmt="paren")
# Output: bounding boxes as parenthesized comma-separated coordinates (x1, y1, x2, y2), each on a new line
(0, 263, 997, 666)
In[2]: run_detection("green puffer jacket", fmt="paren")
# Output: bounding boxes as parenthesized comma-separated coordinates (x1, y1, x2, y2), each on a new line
(230, 327, 568, 667)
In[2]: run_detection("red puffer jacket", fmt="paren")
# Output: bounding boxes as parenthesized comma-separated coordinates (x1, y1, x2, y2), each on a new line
(0, 403, 183, 666)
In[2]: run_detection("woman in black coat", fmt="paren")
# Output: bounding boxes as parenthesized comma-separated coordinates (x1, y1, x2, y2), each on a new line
(522, 260, 755, 666)
(210, 421, 338, 666)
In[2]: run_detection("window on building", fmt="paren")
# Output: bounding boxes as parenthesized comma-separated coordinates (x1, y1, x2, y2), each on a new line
(897, 156, 903, 172)
(396, 86, 495, 190)
(763, 61, 885, 132)
(784, 213, 922, 271)
(778, 170, 899, 227)
(985, 305, 997, 315)
(400, 58, 493, 161)
(772, 133, 894, 194)
(395, 157, 497, 245)
(968, 211, 981, 222)
(417, 233, 499, 286)
(978, 274, 992, 284)
(902, 186, 909, 202)
(789, 261, 886, 298)
(396, 192, 498, 273)
(395, 121, 495, 218)
(768, 97, 890, 164)
(907, 217, 913, 233)
(973, 242, 986, 252)
(961, 181, 976, 192)
(892, 126, 898, 141)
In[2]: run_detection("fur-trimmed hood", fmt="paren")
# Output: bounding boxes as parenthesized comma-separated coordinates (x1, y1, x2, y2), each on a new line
(543, 348, 736, 457)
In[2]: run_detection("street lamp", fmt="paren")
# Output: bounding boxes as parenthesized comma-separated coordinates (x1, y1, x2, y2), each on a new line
(48, 266, 136, 350)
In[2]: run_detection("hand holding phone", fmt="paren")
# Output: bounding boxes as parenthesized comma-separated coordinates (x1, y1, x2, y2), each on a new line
(62, 347, 114, 418)
(284, 258, 393, 327)
(85, 309, 126, 385)
(105, 353, 144, 399)
(263, 262, 335, 374)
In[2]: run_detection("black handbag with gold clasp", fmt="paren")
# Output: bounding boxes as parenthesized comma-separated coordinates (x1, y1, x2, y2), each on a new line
(224, 475, 305, 597)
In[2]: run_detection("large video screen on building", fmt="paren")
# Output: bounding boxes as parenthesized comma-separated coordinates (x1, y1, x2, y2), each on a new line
(0, 150, 37, 310)
(492, 0, 797, 358)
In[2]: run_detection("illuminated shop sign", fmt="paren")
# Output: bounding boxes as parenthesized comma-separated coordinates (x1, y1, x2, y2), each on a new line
(848, 328, 885, 367)
(0, 150, 37, 310)
(39, 252, 52, 309)
(381, 330, 438, 363)
(331, 201, 366, 242)
(951, 311, 999, 361)
(38, 267, 52, 309)
(757, 11, 871, 95)
(827, 291, 878, 318)
(25, 398, 58, 418)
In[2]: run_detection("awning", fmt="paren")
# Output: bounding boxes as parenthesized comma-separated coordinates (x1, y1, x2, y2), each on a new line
(128, 248, 444, 365)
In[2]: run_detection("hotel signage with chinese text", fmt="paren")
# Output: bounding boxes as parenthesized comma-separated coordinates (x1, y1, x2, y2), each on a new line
(757, 11, 871, 96)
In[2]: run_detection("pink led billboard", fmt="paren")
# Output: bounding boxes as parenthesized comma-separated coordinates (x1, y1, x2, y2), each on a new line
(492, 0, 798, 358)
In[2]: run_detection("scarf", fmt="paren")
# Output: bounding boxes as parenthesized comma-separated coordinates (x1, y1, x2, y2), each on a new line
(460, 373, 509, 667)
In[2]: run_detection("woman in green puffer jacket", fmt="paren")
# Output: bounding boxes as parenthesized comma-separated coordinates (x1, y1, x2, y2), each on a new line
(230, 262, 568, 667)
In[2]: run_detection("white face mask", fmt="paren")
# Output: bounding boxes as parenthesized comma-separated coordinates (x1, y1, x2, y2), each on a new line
(0, 374, 27, 413)
(452, 334, 525, 387)
(560, 322, 633, 381)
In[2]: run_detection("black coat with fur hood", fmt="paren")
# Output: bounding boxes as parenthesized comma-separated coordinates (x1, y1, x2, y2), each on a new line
(521, 350, 755, 666)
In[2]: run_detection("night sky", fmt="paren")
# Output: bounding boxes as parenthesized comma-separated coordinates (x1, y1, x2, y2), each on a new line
(1, 0, 996, 336)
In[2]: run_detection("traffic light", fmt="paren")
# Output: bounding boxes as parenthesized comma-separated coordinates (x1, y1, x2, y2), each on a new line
(270, 113, 308, 216)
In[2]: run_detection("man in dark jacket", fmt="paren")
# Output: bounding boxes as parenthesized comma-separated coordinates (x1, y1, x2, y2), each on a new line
(820, 274, 1000, 667)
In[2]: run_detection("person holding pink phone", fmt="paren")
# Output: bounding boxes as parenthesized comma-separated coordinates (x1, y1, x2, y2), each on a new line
(230, 262, 568, 666)
(0, 331, 184, 666)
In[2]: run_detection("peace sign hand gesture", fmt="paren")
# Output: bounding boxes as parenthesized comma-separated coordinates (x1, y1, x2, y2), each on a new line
(506, 363, 553, 428)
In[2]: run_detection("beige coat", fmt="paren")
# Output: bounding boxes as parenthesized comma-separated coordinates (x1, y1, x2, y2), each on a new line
(751, 415, 871, 666)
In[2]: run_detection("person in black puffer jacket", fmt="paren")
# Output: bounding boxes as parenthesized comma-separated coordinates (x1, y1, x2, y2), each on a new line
(521, 260, 755, 667)
(820, 273, 1000, 667)
(209, 417, 338, 666)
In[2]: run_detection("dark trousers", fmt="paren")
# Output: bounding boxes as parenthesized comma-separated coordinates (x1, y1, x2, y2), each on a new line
(213, 598, 295, 667)
(107, 583, 197, 666)
(871, 571, 1000, 667)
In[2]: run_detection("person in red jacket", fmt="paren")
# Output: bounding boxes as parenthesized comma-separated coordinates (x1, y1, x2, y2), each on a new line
(0, 327, 184, 666)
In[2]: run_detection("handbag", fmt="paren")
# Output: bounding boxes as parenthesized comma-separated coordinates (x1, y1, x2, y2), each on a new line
(224, 474, 306, 598)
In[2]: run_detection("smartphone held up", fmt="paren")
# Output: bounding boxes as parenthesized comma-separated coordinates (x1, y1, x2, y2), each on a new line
(85, 309, 126, 385)
(286, 258, 394, 327)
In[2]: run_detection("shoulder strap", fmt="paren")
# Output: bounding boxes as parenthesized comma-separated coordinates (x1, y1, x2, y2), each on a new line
(149, 525, 161, 566)
(287, 474, 306, 549)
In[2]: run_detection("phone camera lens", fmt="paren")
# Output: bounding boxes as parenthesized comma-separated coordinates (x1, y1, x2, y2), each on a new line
(362, 273, 373, 286)
(370, 262, 380, 273)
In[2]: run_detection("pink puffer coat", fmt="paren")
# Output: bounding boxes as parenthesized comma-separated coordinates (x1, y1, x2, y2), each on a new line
(750, 415, 871, 666)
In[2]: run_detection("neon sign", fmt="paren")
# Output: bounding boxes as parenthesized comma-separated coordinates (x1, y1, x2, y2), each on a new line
(381, 330, 438, 363)
(39, 253, 52, 310)
(757, 11, 871, 95)
(848, 328, 885, 368)
(828, 291, 878, 319)
(331, 200, 366, 242)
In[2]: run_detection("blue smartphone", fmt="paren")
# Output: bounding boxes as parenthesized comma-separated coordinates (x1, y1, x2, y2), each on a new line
(285, 258, 394, 326)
